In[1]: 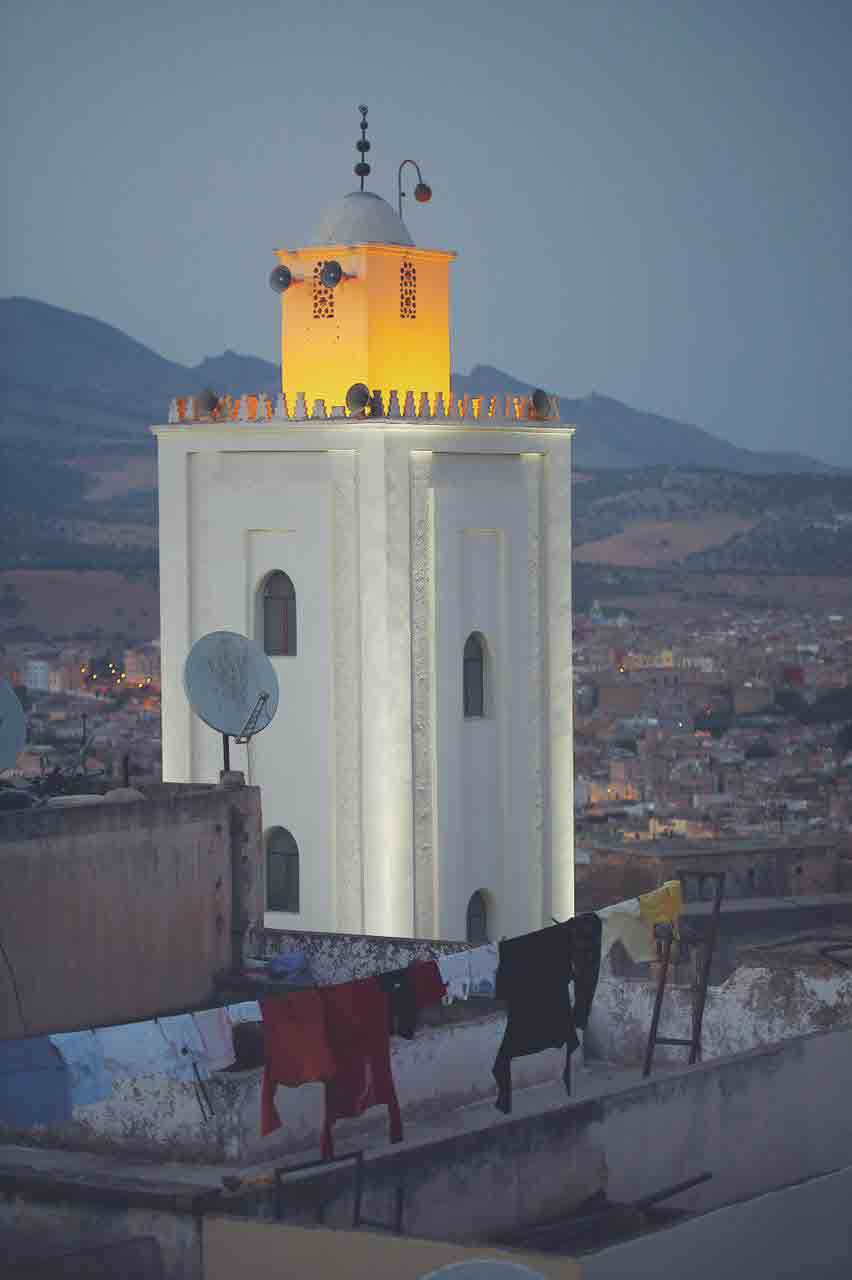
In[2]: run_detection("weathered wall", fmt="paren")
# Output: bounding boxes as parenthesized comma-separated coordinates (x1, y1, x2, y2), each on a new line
(261, 1024, 852, 1244)
(0, 1170, 203, 1280)
(260, 926, 471, 979)
(586, 959, 852, 1066)
(0, 780, 264, 1038)
(3, 1026, 851, 1275)
(8, 916, 851, 1163)
(0, 1009, 567, 1165)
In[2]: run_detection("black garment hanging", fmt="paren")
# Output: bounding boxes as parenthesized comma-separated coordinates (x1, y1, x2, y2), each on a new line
(492, 913, 602, 1114)
(376, 967, 418, 1039)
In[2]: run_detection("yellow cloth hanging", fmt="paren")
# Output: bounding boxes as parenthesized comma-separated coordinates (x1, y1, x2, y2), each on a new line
(599, 880, 683, 964)
(638, 880, 683, 927)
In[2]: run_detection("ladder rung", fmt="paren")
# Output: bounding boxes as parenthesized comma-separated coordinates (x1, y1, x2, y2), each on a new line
(653, 1037, 694, 1047)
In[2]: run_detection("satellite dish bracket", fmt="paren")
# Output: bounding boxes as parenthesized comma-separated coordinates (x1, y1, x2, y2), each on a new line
(234, 691, 271, 744)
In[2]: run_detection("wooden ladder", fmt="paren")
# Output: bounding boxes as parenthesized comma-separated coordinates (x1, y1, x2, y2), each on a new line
(642, 870, 726, 1077)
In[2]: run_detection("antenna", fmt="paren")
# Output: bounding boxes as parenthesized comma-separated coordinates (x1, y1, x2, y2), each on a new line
(354, 104, 371, 191)
(0, 680, 26, 771)
(183, 632, 280, 775)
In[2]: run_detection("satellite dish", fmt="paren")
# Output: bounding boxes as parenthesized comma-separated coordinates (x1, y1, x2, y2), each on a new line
(320, 260, 343, 289)
(269, 265, 293, 293)
(345, 382, 371, 415)
(0, 680, 26, 772)
(183, 632, 279, 773)
(531, 389, 552, 419)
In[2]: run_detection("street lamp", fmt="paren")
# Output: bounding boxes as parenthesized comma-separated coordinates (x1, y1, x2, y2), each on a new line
(397, 159, 432, 221)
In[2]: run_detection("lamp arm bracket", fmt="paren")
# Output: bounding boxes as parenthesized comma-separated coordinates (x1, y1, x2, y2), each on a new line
(397, 159, 425, 218)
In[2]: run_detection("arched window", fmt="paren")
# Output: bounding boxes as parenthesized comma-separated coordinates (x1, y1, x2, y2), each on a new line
(263, 571, 297, 656)
(463, 632, 486, 718)
(466, 891, 489, 944)
(267, 827, 299, 913)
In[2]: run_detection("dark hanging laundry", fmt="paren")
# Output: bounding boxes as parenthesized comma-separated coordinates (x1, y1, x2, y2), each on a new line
(492, 913, 602, 1114)
(377, 967, 418, 1039)
(377, 960, 446, 1039)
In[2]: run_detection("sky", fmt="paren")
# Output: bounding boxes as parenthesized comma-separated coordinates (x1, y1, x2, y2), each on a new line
(2, 0, 850, 465)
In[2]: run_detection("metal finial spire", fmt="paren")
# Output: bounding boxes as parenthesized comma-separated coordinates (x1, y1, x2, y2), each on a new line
(354, 104, 371, 191)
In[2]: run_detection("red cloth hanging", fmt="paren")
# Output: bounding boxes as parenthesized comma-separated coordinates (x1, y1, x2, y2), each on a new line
(410, 958, 446, 1010)
(320, 977, 402, 1159)
(259, 990, 336, 1136)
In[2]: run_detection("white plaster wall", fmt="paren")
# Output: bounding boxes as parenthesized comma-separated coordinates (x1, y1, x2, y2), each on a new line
(433, 455, 535, 942)
(156, 420, 574, 939)
(543, 439, 575, 923)
(185, 450, 334, 931)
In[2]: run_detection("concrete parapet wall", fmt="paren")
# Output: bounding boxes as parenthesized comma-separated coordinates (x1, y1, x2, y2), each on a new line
(281, 1024, 852, 1241)
(2, 1025, 851, 1277)
(260, 926, 471, 983)
(0, 782, 264, 1038)
(0, 1009, 566, 1165)
(0, 1169, 203, 1280)
(585, 1163, 852, 1279)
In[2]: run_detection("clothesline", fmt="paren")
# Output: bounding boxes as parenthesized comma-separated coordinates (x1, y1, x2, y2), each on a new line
(256, 881, 683, 1154)
(12, 882, 683, 1145)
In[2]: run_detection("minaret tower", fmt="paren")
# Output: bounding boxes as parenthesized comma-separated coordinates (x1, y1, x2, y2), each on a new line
(269, 106, 455, 411)
(155, 109, 576, 945)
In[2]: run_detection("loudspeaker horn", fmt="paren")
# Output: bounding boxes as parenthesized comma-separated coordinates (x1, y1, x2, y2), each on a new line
(345, 382, 371, 415)
(531, 389, 552, 419)
(269, 265, 293, 293)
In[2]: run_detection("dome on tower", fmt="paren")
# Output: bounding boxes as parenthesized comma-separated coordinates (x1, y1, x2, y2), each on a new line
(311, 191, 415, 247)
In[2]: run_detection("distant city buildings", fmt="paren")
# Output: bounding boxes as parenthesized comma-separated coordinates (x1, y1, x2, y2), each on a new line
(1, 639, 162, 785)
(574, 601, 852, 846)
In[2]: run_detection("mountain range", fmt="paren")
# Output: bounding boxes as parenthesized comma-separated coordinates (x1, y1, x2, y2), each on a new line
(0, 296, 843, 474)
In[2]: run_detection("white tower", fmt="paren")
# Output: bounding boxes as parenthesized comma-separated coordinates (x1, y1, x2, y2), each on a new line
(154, 112, 575, 942)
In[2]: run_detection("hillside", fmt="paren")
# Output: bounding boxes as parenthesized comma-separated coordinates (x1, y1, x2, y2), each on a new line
(456, 365, 840, 474)
(2, 298, 844, 473)
(2, 297, 850, 601)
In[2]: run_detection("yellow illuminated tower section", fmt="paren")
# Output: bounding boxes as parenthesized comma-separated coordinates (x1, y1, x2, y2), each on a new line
(270, 106, 455, 410)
